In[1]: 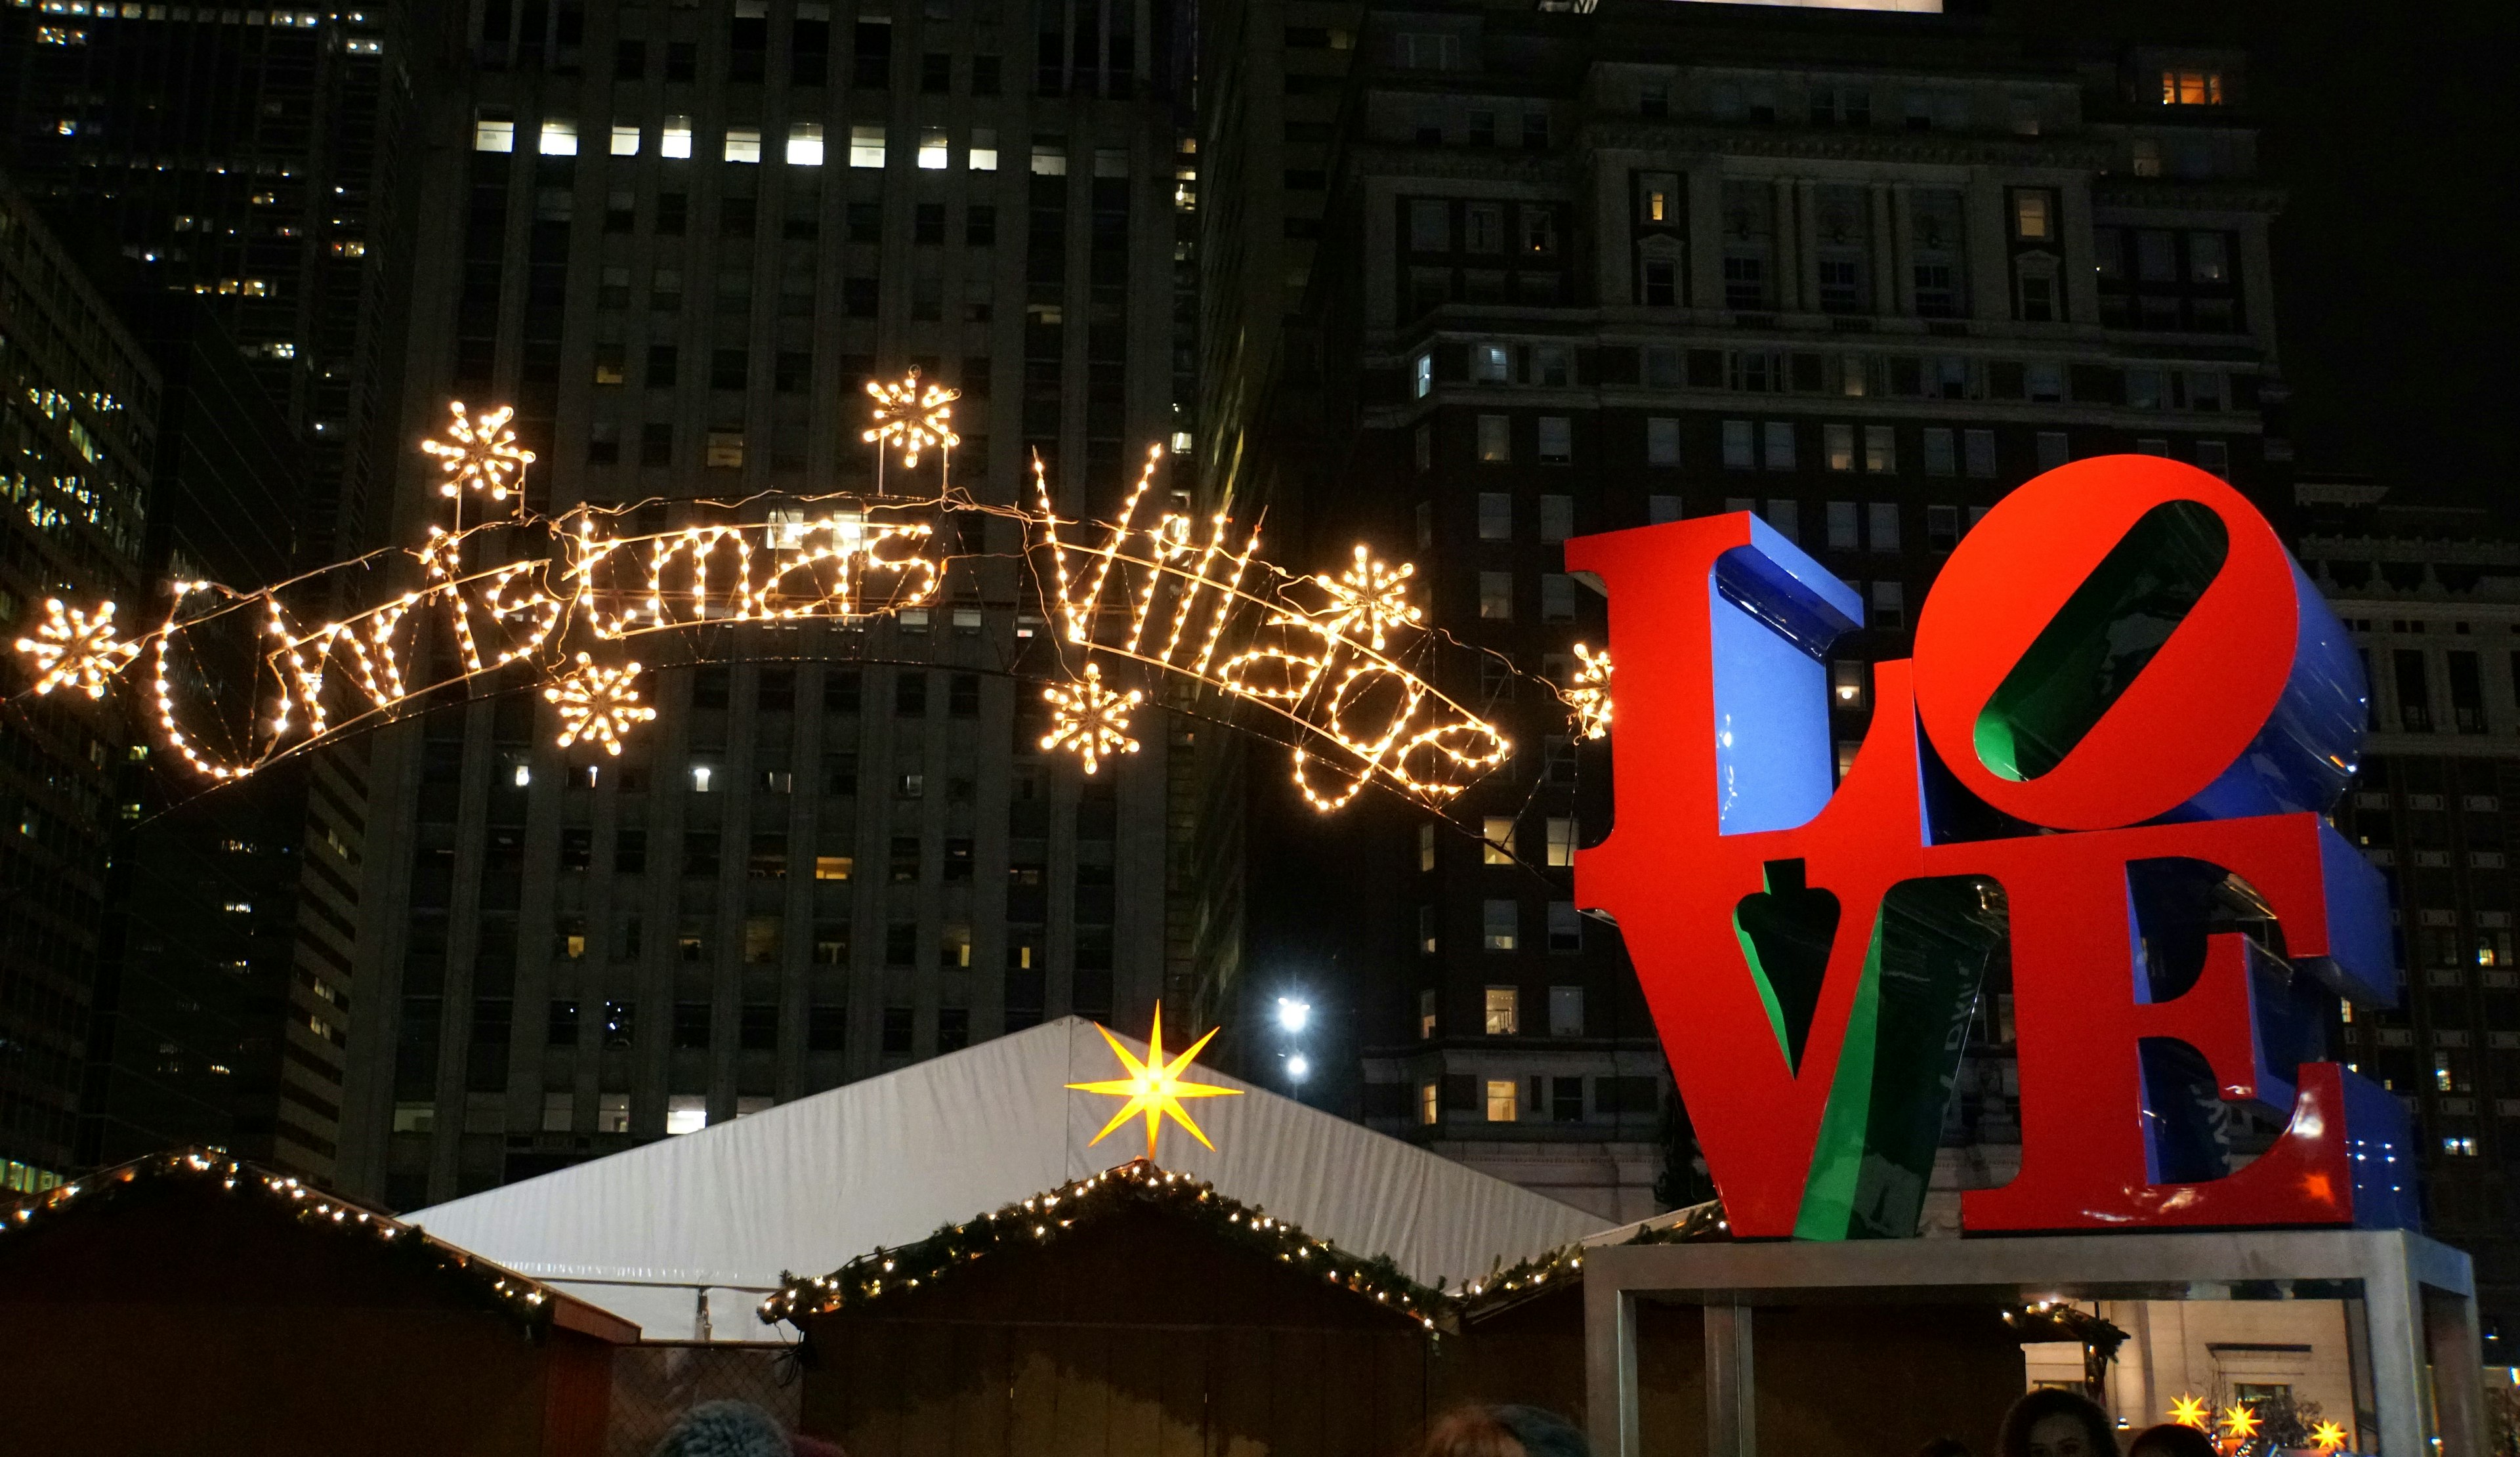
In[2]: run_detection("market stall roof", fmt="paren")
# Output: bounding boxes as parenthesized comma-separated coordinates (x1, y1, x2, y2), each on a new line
(410, 1017, 1613, 1340)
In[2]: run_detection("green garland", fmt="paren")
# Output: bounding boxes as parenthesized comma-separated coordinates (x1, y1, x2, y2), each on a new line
(0, 1147, 561, 1338)
(761, 1158, 1450, 1331)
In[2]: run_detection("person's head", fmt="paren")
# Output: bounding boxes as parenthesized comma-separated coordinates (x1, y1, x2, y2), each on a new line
(651, 1400, 789, 1457)
(1914, 1439, 1974, 1457)
(2126, 1424, 2218, 1457)
(1419, 1404, 1590, 1457)
(1998, 1389, 2117, 1457)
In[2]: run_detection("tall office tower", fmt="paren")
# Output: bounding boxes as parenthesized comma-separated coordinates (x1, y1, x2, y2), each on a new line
(76, 298, 368, 1184)
(1240, 1, 2286, 1218)
(335, 0, 1191, 1209)
(0, 2, 409, 564)
(0, 182, 154, 1194)
(2303, 480, 2520, 1363)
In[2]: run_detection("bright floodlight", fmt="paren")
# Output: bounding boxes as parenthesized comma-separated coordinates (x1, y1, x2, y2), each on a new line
(1276, 997, 1311, 1033)
(1286, 1053, 1311, 1081)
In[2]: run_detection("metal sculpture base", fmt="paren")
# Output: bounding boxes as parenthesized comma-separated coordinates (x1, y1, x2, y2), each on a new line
(1582, 1229, 2483, 1457)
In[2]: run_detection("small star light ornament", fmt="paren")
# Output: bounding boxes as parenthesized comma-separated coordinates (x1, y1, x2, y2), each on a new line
(16, 598, 139, 698)
(862, 369, 961, 469)
(543, 653, 657, 755)
(1040, 662, 1142, 774)
(1568, 642, 1612, 742)
(1065, 1002, 1242, 1159)
(2219, 1403, 2261, 1443)
(2167, 1395, 2212, 1430)
(419, 401, 535, 505)
(1312, 545, 1422, 650)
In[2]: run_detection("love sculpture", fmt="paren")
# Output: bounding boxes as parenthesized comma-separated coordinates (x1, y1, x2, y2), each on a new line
(1571, 455, 2416, 1240)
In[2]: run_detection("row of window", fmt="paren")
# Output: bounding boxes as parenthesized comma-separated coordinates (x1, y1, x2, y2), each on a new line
(1407, 1074, 1654, 1128)
(1421, 899, 1587, 955)
(475, 115, 1125, 178)
(1420, 345, 2246, 413)
(1438, 412, 2233, 481)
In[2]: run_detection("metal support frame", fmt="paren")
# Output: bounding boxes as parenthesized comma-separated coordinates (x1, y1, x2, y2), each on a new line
(1580, 1229, 2482, 1457)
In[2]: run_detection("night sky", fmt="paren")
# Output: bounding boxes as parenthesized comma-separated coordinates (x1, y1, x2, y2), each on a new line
(1996, 0, 2518, 513)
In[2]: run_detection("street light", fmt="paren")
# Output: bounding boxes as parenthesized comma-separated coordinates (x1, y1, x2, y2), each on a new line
(1276, 997, 1311, 1033)
(1286, 1053, 1311, 1081)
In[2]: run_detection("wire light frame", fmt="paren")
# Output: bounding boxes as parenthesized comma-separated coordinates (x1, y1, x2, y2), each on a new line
(7, 383, 1608, 821)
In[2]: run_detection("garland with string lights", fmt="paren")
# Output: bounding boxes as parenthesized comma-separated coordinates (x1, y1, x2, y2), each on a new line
(759, 1158, 1450, 1332)
(0, 1148, 563, 1337)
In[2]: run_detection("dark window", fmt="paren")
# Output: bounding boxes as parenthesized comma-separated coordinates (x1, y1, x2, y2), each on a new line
(657, 192, 688, 235)
(684, 832, 721, 877)
(896, 673, 928, 716)
(823, 753, 859, 795)
(807, 1004, 847, 1051)
(884, 923, 918, 965)
(547, 1000, 580, 1045)
(854, 21, 892, 87)
(639, 424, 673, 466)
(614, 39, 646, 78)
(694, 666, 730, 707)
(843, 277, 878, 317)
(812, 923, 850, 965)
(673, 1002, 711, 1049)
(922, 52, 952, 92)
(1553, 1076, 1584, 1122)
(2450, 651, 2485, 734)
(719, 196, 755, 238)
(825, 669, 862, 711)
(889, 835, 922, 883)
(775, 351, 812, 392)
(2396, 650, 2433, 732)
(915, 203, 946, 244)
(710, 348, 747, 390)
(846, 203, 882, 243)
(615, 829, 647, 873)
(938, 1008, 971, 1051)
(967, 205, 997, 246)
(749, 833, 788, 878)
(665, 41, 696, 81)
(560, 828, 593, 869)
(740, 1003, 778, 1051)
(972, 54, 1001, 95)
(646, 345, 678, 387)
(944, 837, 974, 882)
(949, 673, 980, 717)
(881, 1006, 914, 1053)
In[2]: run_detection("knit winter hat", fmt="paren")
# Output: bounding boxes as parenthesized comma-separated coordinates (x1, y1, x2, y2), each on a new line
(651, 1400, 790, 1457)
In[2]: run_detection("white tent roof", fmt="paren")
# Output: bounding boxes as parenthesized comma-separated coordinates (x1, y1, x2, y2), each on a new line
(409, 1017, 1613, 1340)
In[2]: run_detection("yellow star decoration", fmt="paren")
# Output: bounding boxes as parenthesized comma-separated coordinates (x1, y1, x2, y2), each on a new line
(15, 598, 139, 699)
(419, 400, 535, 504)
(2167, 1394, 2211, 1429)
(2219, 1403, 2261, 1441)
(1312, 545, 1422, 651)
(1065, 1003, 1243, 1160)
(1040, 661, 1142, 774)
(543, 653, 658, 755)
(2307, 1420, 2349, 1452)
(862, 368, 960, 469)
(1568, 641, 1612, 742)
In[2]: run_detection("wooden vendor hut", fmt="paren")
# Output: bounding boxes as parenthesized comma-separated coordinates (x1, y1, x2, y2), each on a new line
(0, 1149, 634, 1454)
(1438, 1206, 2104, 1457)
(770, 1159, 1442, 1456)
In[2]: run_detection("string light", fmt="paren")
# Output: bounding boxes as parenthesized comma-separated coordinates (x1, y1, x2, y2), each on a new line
(759, 1158, 1447, 1334)
(862, 368, 960, 470)
(544, 653, 657, 755)
(1567, 642, 1612, 741)
(1312, 545, 1422, 651)
(418, 400, 534, 506)
(1040, 662, 1142, 774)
(13, 598, 138, 698)
(16, 385, 1547, 819)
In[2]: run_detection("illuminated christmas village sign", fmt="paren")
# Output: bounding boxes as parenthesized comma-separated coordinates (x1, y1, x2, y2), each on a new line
(13, 377, 1532, 816)
(1570, 455, 2414, 1240)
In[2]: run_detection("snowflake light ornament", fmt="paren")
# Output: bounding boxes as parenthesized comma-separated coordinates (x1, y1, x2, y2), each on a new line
(543, 653, 658, 755)
(862, 369, 961, 469)
(15, 599, 139, 698)
(419, 401, 536, 506)
(1567, 642, 1612, 742)
(1311, 545, 1423, 651)
(1040, 661, 1143, 774)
